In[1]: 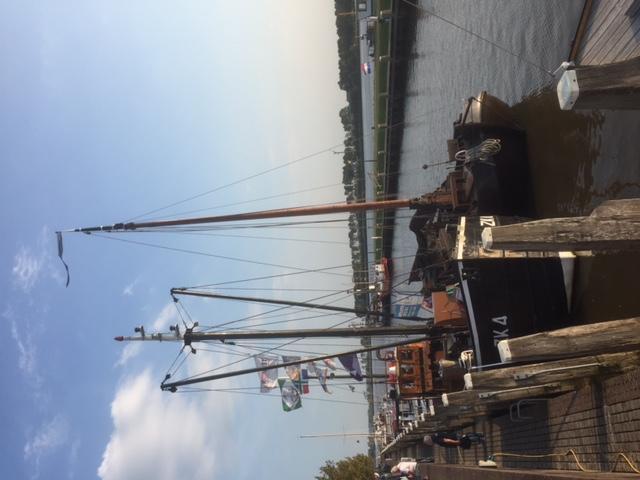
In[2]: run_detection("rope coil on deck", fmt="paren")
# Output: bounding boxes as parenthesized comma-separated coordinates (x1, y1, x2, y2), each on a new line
(455, 138, 501, 166)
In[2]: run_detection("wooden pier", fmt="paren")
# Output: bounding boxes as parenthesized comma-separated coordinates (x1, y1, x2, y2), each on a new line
(424, 366, 640, 474)
(380, 320, 640, 475)
(571, 0, 640, 65)
(559, 1, 640, 110)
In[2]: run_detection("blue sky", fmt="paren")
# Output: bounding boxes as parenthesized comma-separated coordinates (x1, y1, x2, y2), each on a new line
(1, 2, 372, 479)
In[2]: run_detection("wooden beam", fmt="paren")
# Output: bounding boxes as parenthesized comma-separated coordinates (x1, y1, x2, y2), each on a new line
(443, 382, 577, 407)
(498, 318, 640, 363)
(482, 199, 640, 251)
(464, 350, 640, 391)
(557, 56, 640, 110)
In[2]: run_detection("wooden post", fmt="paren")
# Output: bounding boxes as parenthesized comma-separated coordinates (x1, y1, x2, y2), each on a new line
(464, 350, 640, 390)
(498, 317, 640, 363)
(482, 198, 640, 251)
(442, 382, 577, 407)
(557, 56, 640, 110)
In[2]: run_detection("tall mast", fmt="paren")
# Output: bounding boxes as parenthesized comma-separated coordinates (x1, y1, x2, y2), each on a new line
(114, 323, 433, 343)
(171, 288, 430, 323)
(114, 324, 433, 391)
(69, 194, 448, 233)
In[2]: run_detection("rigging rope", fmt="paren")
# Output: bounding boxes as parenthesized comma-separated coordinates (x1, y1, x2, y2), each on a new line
(400, 0, 554, 77)
(157, 231, 348, 245)
(124, 144, 348, 223)
(91, 233, 352, 277)
(138, 182, 344, 222)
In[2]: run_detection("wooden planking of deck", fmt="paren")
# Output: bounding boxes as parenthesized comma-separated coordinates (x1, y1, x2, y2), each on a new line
(573, 0, 640, 65)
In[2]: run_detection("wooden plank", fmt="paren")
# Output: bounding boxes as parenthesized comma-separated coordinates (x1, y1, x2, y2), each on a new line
(442, 382, 577, 408)
(590, 2, 638, 64)
(483, 217, 640, 251)
(497, 318, 640, 363)
(482, 199, 640, 250)
(464, 351, 640, 391)
(588, 0, 635, 64)
(584, 2, 629, 64)
(612, 11, 640, 61)
(574, 56, 640, 109)
(580, 0, 626, 63)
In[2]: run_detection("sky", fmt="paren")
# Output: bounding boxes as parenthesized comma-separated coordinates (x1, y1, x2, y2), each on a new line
(1, 2, 373, 478)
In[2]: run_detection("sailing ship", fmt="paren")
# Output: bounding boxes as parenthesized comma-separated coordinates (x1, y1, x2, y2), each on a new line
(58, 92, 574, 442)
(59, 92, 573, 374)
(406, 91, 575, 366)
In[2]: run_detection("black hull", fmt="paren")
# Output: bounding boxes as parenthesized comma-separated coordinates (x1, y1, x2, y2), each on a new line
(458, 257, 572, 365)
(456, 216, 573, 366)
(453, 123, 533, 217)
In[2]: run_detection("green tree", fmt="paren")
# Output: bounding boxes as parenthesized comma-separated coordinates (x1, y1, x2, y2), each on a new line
(315, 454, 374, 480)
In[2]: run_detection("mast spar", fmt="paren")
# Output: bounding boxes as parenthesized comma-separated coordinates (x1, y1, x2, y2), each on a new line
(114, 324, 436, 392)
(68, 194, 447, 233)
(81, 186, 456, 392)
(170, 288, 432, 323)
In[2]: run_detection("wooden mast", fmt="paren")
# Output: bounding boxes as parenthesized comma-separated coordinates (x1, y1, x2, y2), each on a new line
(70, 194, 450, 233)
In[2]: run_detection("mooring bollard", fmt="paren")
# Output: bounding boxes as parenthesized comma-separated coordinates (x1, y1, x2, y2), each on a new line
(557, 56, 640, 110)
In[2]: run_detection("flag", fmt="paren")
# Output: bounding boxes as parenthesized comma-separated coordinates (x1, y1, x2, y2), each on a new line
(300, 368, 310, 394)
(338, 353, 363, 381)
(307, 361, 332, 394)
(254, 354, 279, 392)
(278, 377, 302, 412)
(323, 358, 337, 370)
(56, 232, 70, 287)
(282, 356, 301, 381)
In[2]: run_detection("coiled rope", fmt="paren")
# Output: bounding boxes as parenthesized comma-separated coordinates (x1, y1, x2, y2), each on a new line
(454, 138, 502, 166)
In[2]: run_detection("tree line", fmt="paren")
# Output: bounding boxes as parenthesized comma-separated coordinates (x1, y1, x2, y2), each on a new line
(335, 0, 369, 315)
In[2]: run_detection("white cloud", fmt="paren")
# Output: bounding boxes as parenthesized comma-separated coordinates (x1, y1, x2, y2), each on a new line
(11, 317, 38, 377)
(122, 277, 141, 296)
(114, 343, 142, 368)
(152, 303, 177, 330)
(24, 415, 69, 479)
(4, 307, 41, 386)
(98, 368, 237, 480)
(12, 247, 44, 292)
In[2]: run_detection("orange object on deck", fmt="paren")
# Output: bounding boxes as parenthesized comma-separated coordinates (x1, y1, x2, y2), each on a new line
(432, 291, 468, 328)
